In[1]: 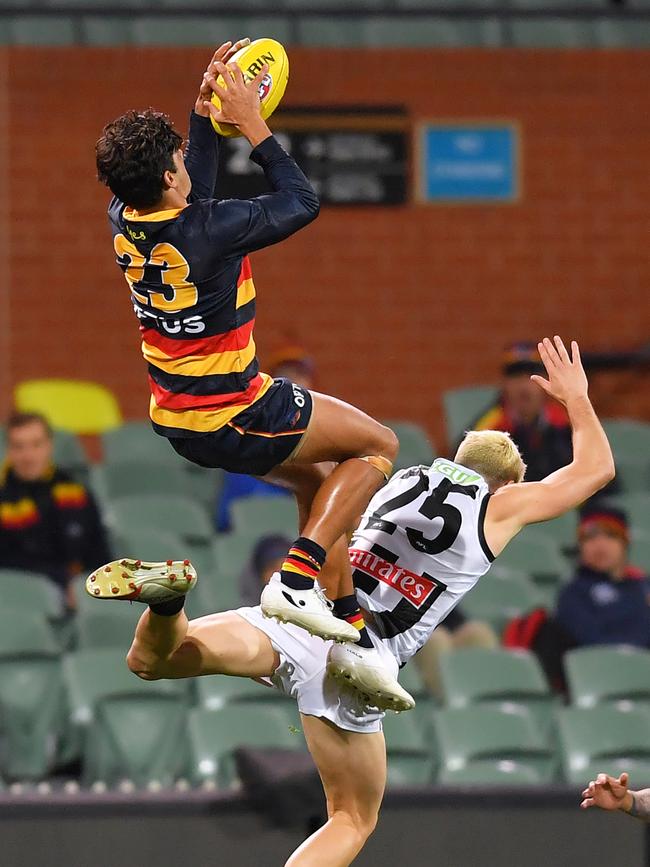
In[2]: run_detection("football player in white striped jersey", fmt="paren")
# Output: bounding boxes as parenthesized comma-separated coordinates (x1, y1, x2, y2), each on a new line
(88, 336, 615, 866)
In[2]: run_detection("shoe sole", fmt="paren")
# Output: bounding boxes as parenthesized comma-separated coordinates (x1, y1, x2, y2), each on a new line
(327, 662, 416, 714)
(261, 603, 359, 644)
(86, 558, 196, 601)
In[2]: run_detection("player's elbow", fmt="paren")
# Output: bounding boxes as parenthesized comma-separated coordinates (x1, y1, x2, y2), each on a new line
(301, 189, 320, 222)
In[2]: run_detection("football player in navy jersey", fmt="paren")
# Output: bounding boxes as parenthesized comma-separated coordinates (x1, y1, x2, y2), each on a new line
(95, 42, 405, 707)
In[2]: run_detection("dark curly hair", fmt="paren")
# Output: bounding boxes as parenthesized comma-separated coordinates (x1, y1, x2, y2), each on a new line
(96, 109, 183, 209)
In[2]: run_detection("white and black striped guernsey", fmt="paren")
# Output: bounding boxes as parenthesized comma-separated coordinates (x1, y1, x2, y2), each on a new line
(350, 458, 496, 666)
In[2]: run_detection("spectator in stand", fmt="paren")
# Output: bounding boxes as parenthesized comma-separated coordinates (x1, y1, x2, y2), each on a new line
(239, 533, 292, 607)
(472, 342, 573, 481)
(215, 345, 316, 532)
(413, 606, 499, 699)
(0, 412, 111, 608)
(556, 504, 650, 648)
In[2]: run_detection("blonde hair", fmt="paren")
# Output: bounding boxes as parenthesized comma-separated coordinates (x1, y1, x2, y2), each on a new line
(454, 430, 526, 489)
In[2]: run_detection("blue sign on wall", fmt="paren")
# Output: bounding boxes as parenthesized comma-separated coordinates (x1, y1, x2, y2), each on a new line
(419, 124, 519, 203)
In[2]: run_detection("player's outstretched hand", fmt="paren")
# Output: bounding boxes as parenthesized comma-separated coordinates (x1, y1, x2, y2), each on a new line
(194, 40, 251, 117)
(530, 336, 589, 408)
(203, 62, 270, 145)
(580, 772, 631, 812)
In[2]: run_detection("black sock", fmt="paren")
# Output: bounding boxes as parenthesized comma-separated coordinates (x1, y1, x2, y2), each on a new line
(333, 594, 374, 649)
(280, 537, 326, 590)
(149, 597, 185, 617)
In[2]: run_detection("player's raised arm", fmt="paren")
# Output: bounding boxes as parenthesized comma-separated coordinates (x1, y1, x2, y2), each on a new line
(486, 337, 615, 545)
(581, 773, 650, 821)
(201, 61, 320, 254)
(185, 40, 252, 201)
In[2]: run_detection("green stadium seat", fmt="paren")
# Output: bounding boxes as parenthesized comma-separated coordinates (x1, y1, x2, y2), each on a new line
(608, 493, 650, 529)
(397, 661, 429, 698)
(110, 492, 212, 542)
(629, 534, 650, 573)
(538, 511, 578, 550)
(565, 647, 650, 711)
(615, 456, 650, 495)
(495, 529, 569, 589)
(298, 16, 502, 47)
(461, 573, 542, 636)
(196, 674, 281, 710)
(0, 609, 67, 779)
(439, 648, 556, 739)
(102, 422, 181, 466)
(63, 647, 186, 727)
(384, 420, 435, 471)
(229, 495, 298, 538)
(72, 577, 142, 649)
(0, 569, 64, 619)
(596, 20, 650, 47)
(442, 386, 499, 447)
(510, 0, 606, 6)
(188, 706, 304, 788)
(130, 16, 292, 46)
(83, 693, 190, 787)
(396, 0, 498, 6)
(383, 710, 435, 788)
(602, 419, 650, 458)
(184, 464, 223, 512)
(509, 19, 597, 48)
(99, 460, 192, 500)
(439, 762, 544, 786)
(7, 15, 76, 45)
(286, 0, 386, 7)
(109, 493, 216, 573)
(434, 707, 556, 783)
(557, 707, 650, 786)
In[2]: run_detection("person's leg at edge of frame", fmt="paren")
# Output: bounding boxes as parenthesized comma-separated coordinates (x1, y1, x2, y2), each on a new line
(285, 714, 386, 867)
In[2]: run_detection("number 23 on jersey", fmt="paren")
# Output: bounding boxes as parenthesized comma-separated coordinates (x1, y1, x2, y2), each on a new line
(114, 234, 198, 313)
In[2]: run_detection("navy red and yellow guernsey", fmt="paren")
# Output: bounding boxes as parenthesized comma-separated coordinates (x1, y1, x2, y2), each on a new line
(107, 112, 319, 438)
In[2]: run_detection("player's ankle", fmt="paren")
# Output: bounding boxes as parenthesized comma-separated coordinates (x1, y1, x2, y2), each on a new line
(280, 537, 326, 590)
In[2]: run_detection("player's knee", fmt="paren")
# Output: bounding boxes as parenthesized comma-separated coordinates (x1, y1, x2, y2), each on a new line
(340, 806, 378, 845)
(126, 648, 162, 681)
(376, 424, 399, 462)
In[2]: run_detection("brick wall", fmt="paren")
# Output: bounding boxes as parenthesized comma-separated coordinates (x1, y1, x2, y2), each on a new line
(2, 46, 649, 450)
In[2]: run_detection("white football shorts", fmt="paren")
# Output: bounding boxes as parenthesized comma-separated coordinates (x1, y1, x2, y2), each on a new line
(235, 605, 396, 734)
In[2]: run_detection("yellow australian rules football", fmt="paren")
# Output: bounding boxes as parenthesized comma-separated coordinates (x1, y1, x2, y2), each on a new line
(210, 37, 289, 138)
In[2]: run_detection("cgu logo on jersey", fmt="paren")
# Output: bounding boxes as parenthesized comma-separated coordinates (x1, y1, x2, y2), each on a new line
(431, 459, 481, 485)
(349, 548, 438, 609)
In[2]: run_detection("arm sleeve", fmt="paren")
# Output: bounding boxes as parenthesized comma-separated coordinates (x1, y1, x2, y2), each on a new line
(204, 135, 320, 255)
(185, 111, 220, 202)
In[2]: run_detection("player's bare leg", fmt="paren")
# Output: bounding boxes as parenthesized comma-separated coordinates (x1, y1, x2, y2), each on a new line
(129, 615, 386, 867)
(285, 714, 386, 867)
(126, 608, 280, 682)
(259, 394, 397, 644)
(261, 462, 415, 712)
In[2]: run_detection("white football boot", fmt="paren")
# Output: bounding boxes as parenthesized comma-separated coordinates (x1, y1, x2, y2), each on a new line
(260, 572, 360, 643)
(327, 642, 416, 713)
(85, 558, 197, 604)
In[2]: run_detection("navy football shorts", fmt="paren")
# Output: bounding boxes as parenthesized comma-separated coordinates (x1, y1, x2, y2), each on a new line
(168, 377, 313, 477)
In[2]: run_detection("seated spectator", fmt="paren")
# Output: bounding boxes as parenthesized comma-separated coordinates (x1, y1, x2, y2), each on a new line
(239, 534, 292, 607)
(215, 345, 315, 533)
(0, 412, 111, 607)
(472, 342, 573, 481)
(413, 607, 499, 700)
(556, 504, 650, 649)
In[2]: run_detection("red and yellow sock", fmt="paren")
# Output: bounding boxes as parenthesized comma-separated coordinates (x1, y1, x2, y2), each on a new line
(280, 537, 326, 591)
